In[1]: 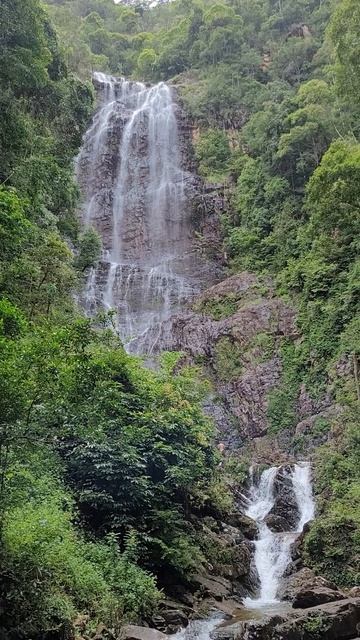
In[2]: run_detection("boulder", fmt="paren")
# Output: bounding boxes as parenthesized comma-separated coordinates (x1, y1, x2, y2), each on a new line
(293, 586, 346, 609)
(268, 466, 300, 530)
(119, 626, 169, 640)
(264, 514, 290, 532)
(350, 587, 360, 598)
(225, 514, 258, 540)
(280, 568, 345, 608)
(212, 598, 360, 640)
(191, 574, 232, 600)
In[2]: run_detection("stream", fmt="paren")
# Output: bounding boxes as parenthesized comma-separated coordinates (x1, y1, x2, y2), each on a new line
(175, 463, 315, 639)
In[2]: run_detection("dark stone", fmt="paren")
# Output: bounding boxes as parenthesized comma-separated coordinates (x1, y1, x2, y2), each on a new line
(264, 514, 290, 532)
(268, 466, 300, 530)
(225, 514, 258, 540)
(212, 598, 360, 640)
(161, 609, 189, 629)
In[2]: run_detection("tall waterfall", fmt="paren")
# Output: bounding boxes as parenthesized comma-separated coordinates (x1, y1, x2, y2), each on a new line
(76, 72, 210, 354)
(244, 463, 315, 608)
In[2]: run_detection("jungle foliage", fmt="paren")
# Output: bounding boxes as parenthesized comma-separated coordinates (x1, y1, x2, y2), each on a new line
(1, 0, 360, 634)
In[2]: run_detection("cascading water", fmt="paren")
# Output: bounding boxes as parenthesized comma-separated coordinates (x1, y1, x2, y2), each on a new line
(76, 72, 211, 354)
(244, 463, 315, 608)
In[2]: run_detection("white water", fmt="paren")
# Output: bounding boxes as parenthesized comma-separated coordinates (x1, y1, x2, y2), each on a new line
(244, 463, 315, 608)
(76, 72, 210, 354)
(173, 613, 224, 640)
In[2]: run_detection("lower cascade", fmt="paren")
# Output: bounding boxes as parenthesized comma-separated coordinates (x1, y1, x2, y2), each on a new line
(76, 72, 212, 354)
(244, 463, 315, 608)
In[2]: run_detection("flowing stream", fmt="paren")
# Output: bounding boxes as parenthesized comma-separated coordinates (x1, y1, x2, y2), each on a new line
(76, 72, 211, 354)
(172, 464, 315, 640)
(244, 463, 315, 608)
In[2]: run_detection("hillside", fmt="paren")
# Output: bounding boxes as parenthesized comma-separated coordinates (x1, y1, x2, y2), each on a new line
(0, 0, 359, 638)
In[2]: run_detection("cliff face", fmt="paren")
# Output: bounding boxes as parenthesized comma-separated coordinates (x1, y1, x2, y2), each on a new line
(77, 75, 336, 457)
(159, 273, 295, 447)
(76, 74, 220, 353)
(157, 270, 339, 462)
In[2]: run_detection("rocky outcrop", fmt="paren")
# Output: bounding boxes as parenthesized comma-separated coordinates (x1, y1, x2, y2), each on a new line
(191, 574, 233, 600)
(280, 568, 346, 608)
(159, 273, 298, 444)
(225, 514, 258, 540)
(213, 598, 360, 640)
(267, 466, 300, 530)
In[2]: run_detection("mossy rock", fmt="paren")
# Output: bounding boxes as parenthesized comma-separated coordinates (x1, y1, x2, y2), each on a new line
(213, 336, 243, 382)
(194, 293, 239, 320)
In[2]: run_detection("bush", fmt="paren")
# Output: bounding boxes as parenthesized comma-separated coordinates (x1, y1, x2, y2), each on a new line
(0, 463, 160, 636)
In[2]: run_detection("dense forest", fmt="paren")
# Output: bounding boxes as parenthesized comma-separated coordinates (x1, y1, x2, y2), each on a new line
(0, 0, 359, 638)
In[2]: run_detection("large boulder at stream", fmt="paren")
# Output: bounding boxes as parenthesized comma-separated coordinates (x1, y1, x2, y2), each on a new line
(279, 567, 346, 608)
(212, 598, 360, 640)
(119, 626, 169, 640)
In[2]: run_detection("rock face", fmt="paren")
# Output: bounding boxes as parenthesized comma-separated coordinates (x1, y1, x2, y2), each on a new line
(158, 273, 298, 443)
(76, 73, 219, 354)
(213, 598, 360, 640)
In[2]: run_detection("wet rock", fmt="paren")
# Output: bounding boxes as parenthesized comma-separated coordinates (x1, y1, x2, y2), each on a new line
(268, 466, 300, 530)
(150, 616, 167, 633)
(212, 598, 360, 640)
(161, 609, 188, 628)
(155, 600, 191, 632)
(225, 514, 258, 540)
(350, 587, 360, 598)
(280, 568, 345, 608)
(119, 626, 168, 640)
(264, 514, 290, 532)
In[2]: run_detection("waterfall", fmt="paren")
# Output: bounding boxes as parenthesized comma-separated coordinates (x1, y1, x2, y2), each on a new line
(244, 463, 315, 608)
(76, 72, 211, 354)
